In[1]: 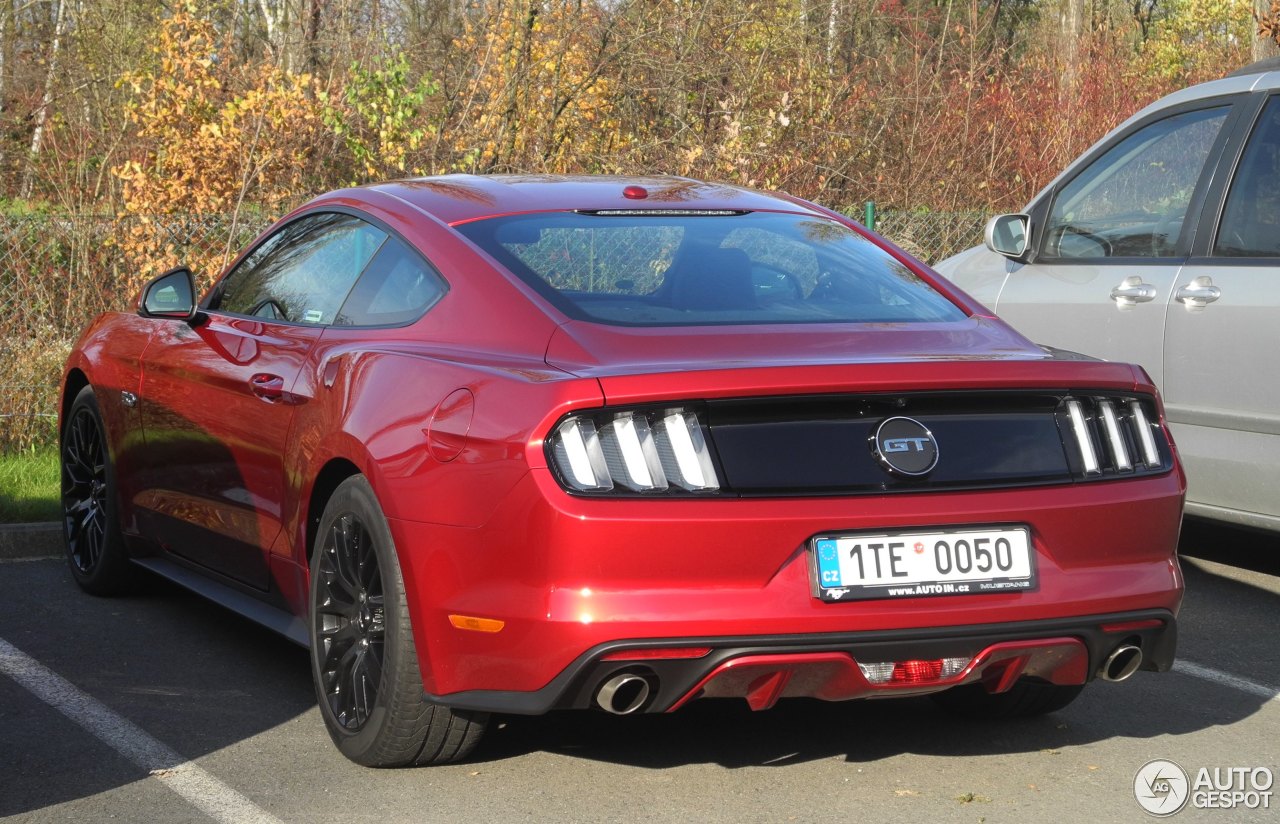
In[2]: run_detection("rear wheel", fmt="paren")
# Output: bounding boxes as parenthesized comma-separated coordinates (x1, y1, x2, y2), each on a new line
(61, 386, 134, 595)
(931, 679, 1084, 718)
(309, 475, 487, 767)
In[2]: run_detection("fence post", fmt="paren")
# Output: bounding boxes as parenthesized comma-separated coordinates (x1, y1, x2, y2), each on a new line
(864, 201, 876, 232)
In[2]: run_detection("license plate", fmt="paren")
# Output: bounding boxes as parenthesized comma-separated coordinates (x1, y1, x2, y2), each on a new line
(811, 526, 1036, 602)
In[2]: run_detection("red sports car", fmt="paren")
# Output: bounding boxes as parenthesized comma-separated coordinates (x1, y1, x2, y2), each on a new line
(61, 176, 1185, 767)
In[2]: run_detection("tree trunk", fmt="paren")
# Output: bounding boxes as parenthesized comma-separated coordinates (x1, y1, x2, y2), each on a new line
(826, 0, 839, 70)
(21, 0, 68, 199)
(1255, 0, 1280, 62)
(1061, 0, 1084, 92)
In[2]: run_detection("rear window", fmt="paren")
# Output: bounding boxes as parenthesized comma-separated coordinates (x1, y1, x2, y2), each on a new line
(455, 211, 965, 326)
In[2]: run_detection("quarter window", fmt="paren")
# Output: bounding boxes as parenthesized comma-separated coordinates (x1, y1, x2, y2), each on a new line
(335, 236, 447, 326)
(213, 213, 387, 325)
(1043, 106, 1228, 259)
(1214, 96, 1280, 257)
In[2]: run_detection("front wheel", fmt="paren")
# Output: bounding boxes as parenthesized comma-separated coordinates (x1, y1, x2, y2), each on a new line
(309, 475, 487, 766)
(61, 386, 134, 595)
(930, 678, 1084, 718)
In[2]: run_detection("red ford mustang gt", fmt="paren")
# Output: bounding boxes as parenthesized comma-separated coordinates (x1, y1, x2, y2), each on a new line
(61, 176, 1185, 766)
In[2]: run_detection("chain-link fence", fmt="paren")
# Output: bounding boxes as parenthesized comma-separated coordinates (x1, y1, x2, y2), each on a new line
(0, 208, 986, 452)
(868, 208, 989, 263)
(0, 214, 269, 451)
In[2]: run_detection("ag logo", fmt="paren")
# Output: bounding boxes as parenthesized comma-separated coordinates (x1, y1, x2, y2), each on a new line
(1134, 759, 1190, 816)
(870, 417, 939, 477)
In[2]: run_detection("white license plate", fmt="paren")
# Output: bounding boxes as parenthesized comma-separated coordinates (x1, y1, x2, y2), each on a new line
(812, 527, 1036, 602)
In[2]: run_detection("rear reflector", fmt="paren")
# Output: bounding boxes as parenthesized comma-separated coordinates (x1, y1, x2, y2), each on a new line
(601, 647, 713, 661)
(448, 614, 506, 633)
(858, 657, 968, 685)
(1100, 618, 1164, 633)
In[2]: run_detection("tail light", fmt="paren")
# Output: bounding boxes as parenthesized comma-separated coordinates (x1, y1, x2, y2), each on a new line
(1059, 395, 1170, 479)
(548, 407, 721, 494)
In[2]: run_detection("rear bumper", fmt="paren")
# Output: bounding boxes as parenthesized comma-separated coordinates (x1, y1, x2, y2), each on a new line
(428, 609, 1176, 714)
(391, 464, 1184, 698)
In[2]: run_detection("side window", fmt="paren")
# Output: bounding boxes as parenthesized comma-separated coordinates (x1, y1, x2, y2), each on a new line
(1043, 106, 1229, 259)
(335, 236, 447, 326)
(213, 213, 387, 325)
(1215, 97, 1280, 257)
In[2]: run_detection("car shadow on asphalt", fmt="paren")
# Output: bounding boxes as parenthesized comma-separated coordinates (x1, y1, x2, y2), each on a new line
(1179, 516, 1280, 577)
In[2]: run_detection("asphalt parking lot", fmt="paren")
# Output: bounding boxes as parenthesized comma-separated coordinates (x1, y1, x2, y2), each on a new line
(1, 518, 1276, 824)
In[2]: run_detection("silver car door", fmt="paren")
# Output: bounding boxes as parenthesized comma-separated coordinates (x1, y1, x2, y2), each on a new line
(994, 104, 1235, 386)
(1164, 93, 1280, 527)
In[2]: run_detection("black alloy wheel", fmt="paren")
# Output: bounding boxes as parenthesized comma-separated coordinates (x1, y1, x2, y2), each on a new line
(61, 386, 133, 594)
(309, 475, 487, 767)
(314, 512, 386, 731)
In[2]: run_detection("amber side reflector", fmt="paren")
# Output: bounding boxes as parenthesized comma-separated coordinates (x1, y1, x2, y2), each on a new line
(449, 615, 505, 633)
(1100, 619, 1163, 633)
(600, 647, 713, 661)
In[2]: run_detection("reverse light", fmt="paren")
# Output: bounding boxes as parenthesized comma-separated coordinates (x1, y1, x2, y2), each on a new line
(858, 657, 968, 685)
(549, 407, 720, 494)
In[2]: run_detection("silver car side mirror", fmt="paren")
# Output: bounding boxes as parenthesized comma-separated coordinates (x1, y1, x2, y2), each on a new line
(984, 214, 1031, 260)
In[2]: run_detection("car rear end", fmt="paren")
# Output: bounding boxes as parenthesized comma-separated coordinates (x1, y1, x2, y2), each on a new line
(413, 192, 1184, 717)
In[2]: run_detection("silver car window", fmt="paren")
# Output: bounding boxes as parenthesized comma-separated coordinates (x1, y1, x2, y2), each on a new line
(1215, 96, 1280, 257)
(1043, 106, 1229, 259)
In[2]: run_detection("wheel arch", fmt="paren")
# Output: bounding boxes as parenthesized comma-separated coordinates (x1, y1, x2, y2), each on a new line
(60, 368, 90, 437)
(304, 457, 363, 563)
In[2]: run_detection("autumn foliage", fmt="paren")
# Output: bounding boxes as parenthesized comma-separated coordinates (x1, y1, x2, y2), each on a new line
(113, 10, 321, 284)
(1, 0, 1260, 227)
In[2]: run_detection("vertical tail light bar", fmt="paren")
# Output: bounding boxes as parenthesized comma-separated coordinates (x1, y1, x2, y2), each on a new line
(1128, 400, 1162, 468)
(1065, 399, 1100, 475)
(1097, 400, 1132, 472)
(553, 419, 614, 492)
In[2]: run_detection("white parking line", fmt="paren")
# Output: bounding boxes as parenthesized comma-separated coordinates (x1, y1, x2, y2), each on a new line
(0, 637, 284, 824)
(1174, 659, 1280, 703)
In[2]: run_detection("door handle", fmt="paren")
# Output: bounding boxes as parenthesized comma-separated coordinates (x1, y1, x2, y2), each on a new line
(1110, 276, 1158, 306)
(250, 373, 285, 402)
(1175, 276, 1221, 308)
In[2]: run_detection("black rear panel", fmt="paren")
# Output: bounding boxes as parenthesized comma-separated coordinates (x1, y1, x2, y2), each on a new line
(705, 391, 1168, 495)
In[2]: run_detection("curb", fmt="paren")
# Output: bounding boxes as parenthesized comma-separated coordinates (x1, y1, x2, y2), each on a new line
(0, 522, 62, 560)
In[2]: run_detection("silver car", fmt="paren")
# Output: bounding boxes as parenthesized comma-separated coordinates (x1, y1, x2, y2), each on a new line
(935, 58, 1280, 532)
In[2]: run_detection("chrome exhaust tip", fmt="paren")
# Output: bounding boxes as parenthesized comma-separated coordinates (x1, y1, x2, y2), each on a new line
(1100, 644, 1143, 682)
(595, 673, 653, 715)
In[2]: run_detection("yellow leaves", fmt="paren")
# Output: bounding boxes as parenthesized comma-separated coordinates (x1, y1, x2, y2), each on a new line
(112, 9, 322, 283)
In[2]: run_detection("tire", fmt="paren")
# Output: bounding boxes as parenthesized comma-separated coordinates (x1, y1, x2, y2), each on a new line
(61, 386, 135, 595)
(930, 678, 1084, 719)
(309, 475, 487, 767)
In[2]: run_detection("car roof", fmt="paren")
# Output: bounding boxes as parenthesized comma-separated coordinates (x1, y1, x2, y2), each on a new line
(319, 174, 825, 226)
(1138, 66, 1280, 114)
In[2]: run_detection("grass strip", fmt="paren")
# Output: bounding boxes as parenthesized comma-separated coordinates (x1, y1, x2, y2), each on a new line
(0, 447, 60, 523)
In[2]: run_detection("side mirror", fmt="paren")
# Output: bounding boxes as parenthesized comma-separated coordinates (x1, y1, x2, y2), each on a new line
(984, 214, 1031, 260)
(138, 266, 198, 321)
